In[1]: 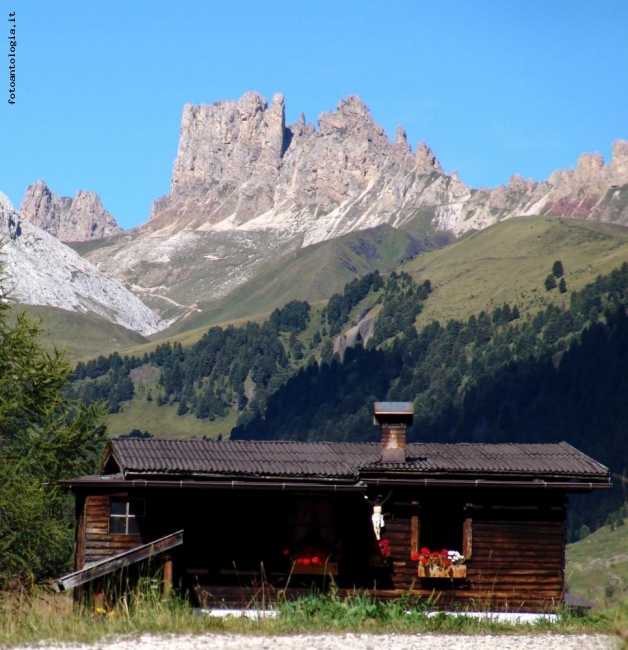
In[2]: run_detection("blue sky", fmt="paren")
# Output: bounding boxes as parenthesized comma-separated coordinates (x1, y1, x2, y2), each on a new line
(2, 0, 627, 230)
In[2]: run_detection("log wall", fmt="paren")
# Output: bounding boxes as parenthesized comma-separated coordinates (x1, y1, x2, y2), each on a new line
(375, 490, 566, 611)
(82, 495, 143, 567)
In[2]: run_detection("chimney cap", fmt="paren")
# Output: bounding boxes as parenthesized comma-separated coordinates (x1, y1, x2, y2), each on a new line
(373, 401, 414, 425)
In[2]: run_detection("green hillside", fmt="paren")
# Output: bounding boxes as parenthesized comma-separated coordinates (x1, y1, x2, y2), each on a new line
(406, 217, 628, 328)
(567, 509, 628, 605)
(162, 224, 447, 337)
(9, 305, 148, 361)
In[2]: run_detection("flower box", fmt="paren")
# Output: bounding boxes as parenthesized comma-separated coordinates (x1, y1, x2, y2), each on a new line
(418, 565, 466, 579)
(292, 561, 338, 576)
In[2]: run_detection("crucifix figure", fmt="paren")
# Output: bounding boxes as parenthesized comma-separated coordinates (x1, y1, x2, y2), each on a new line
(365, 492, 392, 540)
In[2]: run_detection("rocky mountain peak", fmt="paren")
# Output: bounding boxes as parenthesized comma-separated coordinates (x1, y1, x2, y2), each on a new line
(415, 141, 444, 175)
(19, 181, 122, 242)
(610, 139, 628, 177)
(395, 126, 411, 151)
(317, 95, 377, 135)
(0, 194, 164, 335)
(576, 152, 604, 175)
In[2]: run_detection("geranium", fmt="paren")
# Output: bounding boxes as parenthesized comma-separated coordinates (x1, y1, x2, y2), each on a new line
(378, 539, 391, 557)
(290, 545, 335, 565)
(411, 547, 465, 568)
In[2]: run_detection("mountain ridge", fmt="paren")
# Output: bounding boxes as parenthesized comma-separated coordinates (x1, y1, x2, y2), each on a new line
(77, 92, 628, 322)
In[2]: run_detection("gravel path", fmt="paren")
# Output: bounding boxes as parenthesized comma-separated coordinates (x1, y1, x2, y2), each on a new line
(13, 632, 620, 650)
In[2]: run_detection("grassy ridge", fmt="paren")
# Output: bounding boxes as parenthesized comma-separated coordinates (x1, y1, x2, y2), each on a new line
(567, 514, 628, 606)
(408, 217, 628, 328)
(9, 305, 148, 361)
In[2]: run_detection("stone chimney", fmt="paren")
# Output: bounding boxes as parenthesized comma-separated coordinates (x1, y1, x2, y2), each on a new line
(373, 401, 414, 463)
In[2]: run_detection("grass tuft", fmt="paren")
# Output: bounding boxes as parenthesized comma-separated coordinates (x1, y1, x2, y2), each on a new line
(0, 582, 622, 647)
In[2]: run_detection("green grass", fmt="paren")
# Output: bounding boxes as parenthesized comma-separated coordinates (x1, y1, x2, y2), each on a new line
(403, 216, 628, 328)
(106, 387, 239, 439)
(0, 585, 619, 648)
(8, 305, 148, 361)
(567, 517, 628, 606)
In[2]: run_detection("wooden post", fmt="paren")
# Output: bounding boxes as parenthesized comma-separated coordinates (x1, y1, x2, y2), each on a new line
(163, 553, 173, 598)
(411, 501, 419, 556)
(462, 517, 473, 559)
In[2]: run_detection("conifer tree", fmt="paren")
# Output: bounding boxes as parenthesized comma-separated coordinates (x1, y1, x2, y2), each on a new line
(552, 260, 564, 278)
(545, 274, 557, 291)
(0, 273, 107, 586)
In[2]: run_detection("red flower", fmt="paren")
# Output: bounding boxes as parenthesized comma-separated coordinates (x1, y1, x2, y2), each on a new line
(444, 559, 452, 567)
(420, 556, 428, 565)
(382, 547, 391, 556)
(301, 558, 311, 565)
(311, 556, 321, 565)
(420, 547, 430, 555)
(410, 551, 419, 562)
(440, 549, 448, 556)
(283, 548, 291, 556)
(380, 539, 390, 547)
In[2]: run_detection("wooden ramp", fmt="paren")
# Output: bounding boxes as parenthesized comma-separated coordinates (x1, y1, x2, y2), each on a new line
(54, 530, 184, 592)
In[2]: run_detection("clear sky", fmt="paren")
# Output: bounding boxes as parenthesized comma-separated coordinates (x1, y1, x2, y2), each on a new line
(2, 0, 627, 230)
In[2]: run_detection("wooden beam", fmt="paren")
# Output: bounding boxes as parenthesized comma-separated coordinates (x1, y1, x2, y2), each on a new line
(162, 553, 173, 598)
(54, 530, 183, 592)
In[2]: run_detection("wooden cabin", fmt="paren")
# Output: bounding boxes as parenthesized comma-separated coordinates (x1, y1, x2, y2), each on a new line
(57, 402, 611, 612)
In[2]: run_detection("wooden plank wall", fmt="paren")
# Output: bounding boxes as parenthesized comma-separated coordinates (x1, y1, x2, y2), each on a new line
(464, 518, 565, 610)
(83, 495, 142, 567)
(377, 492, 566, 612)
(386, 502, 417, 590)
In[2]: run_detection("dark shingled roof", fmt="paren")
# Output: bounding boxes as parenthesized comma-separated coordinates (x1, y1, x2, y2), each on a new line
(106, 439, 609, 482)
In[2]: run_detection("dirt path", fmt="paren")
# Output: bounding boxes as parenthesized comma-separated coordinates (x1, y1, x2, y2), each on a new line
(13, 632, 620, 650)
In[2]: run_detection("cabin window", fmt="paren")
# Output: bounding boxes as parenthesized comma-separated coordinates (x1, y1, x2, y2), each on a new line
(413, 501, 471, 559)
(109, 498, 144, 535)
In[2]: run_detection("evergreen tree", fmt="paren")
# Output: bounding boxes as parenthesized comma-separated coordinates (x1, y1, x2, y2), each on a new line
(559, 277, 567, 294)
(545, 274, 557, 291)
(552, 260, 564, 278)
(0, 276, 107, 586)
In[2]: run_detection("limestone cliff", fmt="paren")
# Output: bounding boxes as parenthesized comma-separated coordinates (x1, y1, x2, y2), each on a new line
(20, 181, 123, 242)
(150, 92, 628, 241)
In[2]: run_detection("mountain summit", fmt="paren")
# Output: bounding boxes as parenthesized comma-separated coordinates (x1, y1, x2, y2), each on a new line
(150, 92, 628, 242)
(20, 181, 123, 242)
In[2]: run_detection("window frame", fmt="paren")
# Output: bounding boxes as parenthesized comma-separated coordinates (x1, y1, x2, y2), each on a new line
(109, 497, 145, 535)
